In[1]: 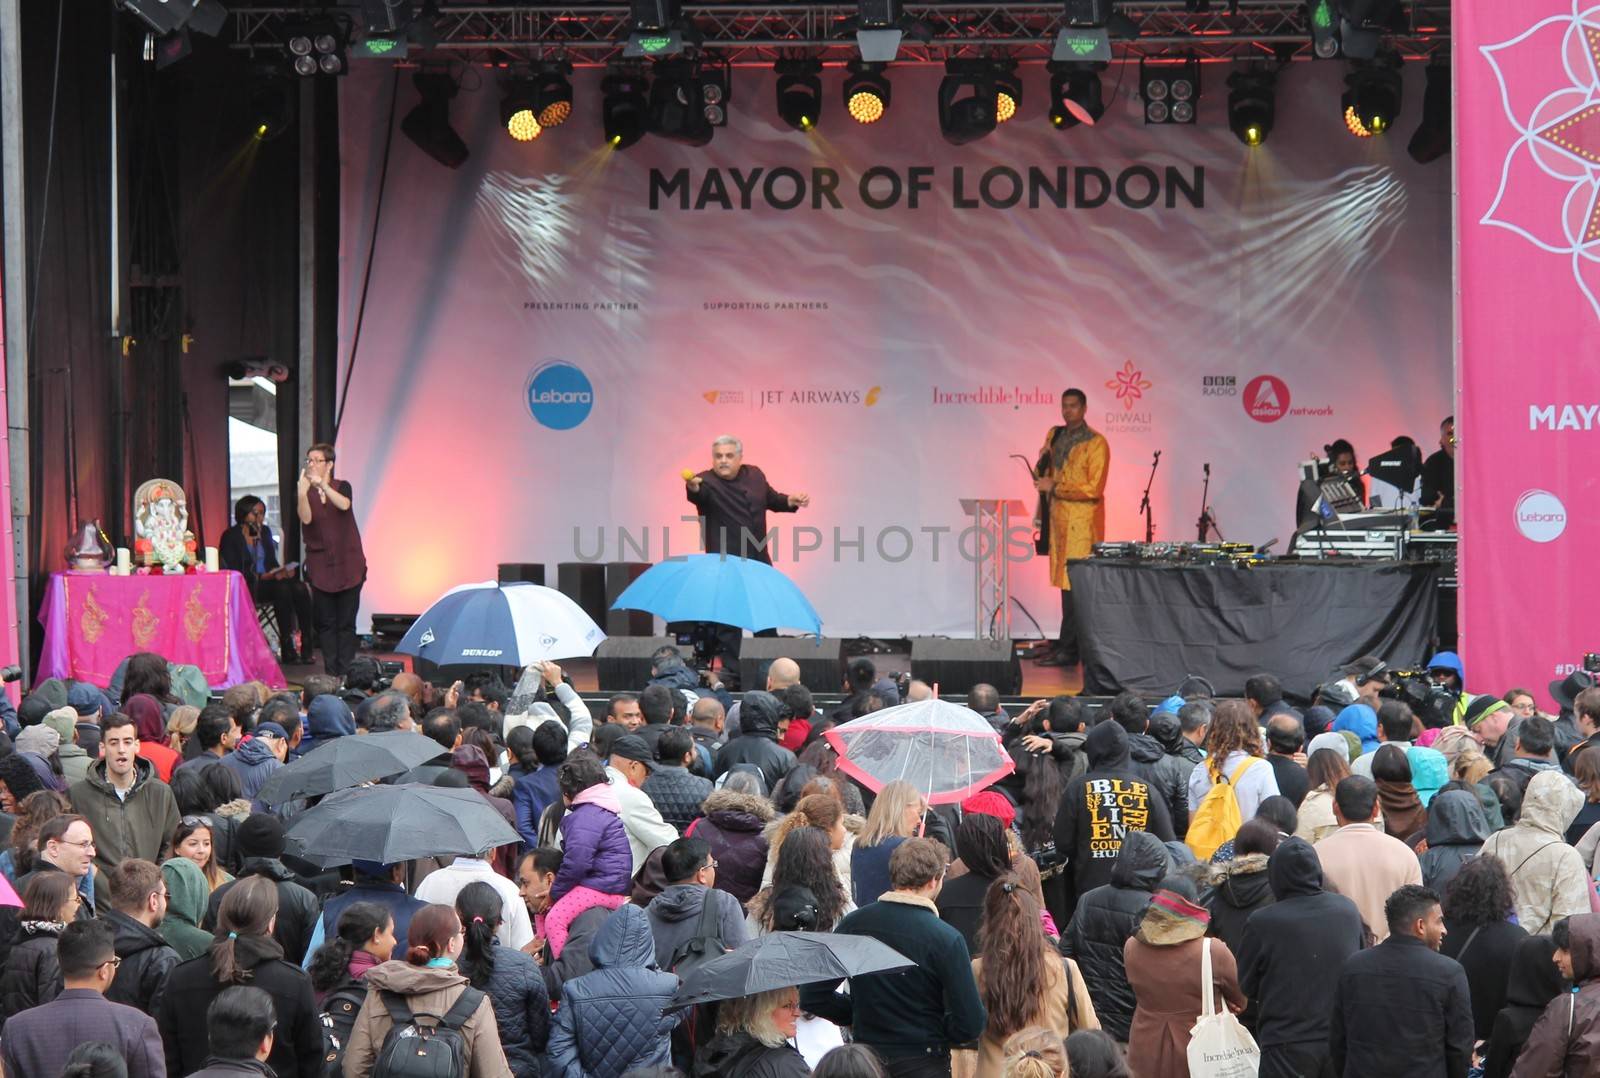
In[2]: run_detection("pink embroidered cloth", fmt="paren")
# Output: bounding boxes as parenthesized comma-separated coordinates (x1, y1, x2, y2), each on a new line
(36, 570, 285, 690)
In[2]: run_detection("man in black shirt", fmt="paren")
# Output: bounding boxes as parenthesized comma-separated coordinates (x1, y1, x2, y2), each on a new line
(1421, 415, 1454, 522)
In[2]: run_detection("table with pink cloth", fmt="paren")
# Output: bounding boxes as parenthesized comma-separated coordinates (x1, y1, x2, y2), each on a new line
(36, 570, 285, 690)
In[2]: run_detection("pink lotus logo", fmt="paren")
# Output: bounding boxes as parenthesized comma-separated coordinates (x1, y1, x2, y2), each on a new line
(1243, 375, 1290, 423)
(1514, 489, 1568, 542)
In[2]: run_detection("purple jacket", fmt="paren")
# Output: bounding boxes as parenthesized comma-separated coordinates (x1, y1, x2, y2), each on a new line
(552, 785, 634, 903)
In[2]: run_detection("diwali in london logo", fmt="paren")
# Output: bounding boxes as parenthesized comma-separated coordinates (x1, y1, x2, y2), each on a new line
(1105, 361, 1153, 412)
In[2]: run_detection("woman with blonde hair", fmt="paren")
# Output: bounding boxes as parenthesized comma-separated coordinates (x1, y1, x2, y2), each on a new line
(851, 780, 925, 906)
(166, 705, 199, 756)
(693, 985, 811, 1078)
(1000, 1028, 1068, 1078)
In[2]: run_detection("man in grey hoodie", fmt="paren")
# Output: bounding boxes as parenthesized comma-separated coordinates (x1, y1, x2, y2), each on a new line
(643, 837, 749, 970)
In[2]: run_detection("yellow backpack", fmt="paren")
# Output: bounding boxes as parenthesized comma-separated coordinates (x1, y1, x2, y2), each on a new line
(1185, 756, 1261, 861)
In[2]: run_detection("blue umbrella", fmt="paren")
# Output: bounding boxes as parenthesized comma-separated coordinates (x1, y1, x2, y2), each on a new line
(610, 554, 822, 635)
(397, 581, 606, 666)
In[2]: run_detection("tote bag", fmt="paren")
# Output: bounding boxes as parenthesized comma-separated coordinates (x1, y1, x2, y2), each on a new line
(1186, 938, 1260, 1078)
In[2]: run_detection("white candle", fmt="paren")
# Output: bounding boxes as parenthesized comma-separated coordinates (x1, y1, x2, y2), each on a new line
(204, 546, 219, 573)
(115, 548, 131, 575)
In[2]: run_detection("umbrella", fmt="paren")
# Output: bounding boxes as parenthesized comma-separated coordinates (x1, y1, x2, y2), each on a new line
(0, 874, 20, 909)
(283, 783, 519, 867)
(672, 931, 913, 1008)
(610, 554, 822, 635)
(397, 581, 605, 667)
(825, 697, 1014, 805)
(256, 731, 448, 805)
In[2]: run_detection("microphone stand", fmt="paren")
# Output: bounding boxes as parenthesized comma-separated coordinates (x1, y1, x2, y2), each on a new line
(1138, 451, 1160, 543)
(1196, 463, 1223, 541)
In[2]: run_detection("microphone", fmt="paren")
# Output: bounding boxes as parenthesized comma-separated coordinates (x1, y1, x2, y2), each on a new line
(1204, 462, 1211, 477)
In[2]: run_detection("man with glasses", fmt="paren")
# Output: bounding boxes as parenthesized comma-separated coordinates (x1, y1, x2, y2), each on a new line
(644, 837, 748, 970)
(0, 919, 165, 1078)
(103, 858, 179, 1017)
(17, 814, 99, 917)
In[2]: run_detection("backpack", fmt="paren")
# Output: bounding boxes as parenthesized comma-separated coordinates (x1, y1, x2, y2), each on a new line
(370, 987, 485, 1078)
(1186, 757, 1260, 861)
(319, 980, 367, 1078)
(668, 888, 730, 977)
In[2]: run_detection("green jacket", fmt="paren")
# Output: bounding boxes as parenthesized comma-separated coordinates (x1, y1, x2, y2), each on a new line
(69, 757, 179, 874)
(160, 857, 215, 961)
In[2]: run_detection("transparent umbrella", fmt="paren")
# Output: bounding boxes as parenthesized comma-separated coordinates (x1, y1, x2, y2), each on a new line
(823, 697, 1014, 805)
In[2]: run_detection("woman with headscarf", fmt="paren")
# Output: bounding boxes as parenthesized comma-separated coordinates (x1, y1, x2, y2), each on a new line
(1372, 744, 1427, 843)
(1417, 789, 1489, 893)
(124, 694, 180, 781)
(937, 813, 1012, 955)
(1123, 889, 1246, 1078)
(1482, 935, 1568, 1078)
(1294, 748, 1350, 844)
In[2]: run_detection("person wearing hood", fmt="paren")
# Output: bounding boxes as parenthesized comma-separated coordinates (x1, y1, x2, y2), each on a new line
(1482, 935, 1568, 1078)
(686, 784, 775, 905)
(1205, 819, 1279, 964)
(68, 712, 180, 877)
(296, 694, 355, 757)
(159, 856, 215, 961)
(645, 837, 748, 970)
(341, 902, 513, 1078)
(544, 752, 635, 960)
(1236, 837, 1365, 1078)
(1054, 722, 1175, 905)
(1123, 888, 1245, 1078)
(40, 707, 92, 785)
(1332, 703, 1380, 757)
(547, 903, 682, 1078)
(715, 691, 798, 794)
(204, 815, 321, 964)
(1418, 789, 1489, 892)
(124, 694, 180, 782)
(1150, 708, 1202, 785)
(1109, 693, 1193, 839)
(1478, 770, 1590, 934)
(1437, 854, 1527, 1043)
(102, 859, 179, 1017)
(217, 722, 289, 813)
(693, 985, 811, 1078)
(1061, 829, 1170, 1042)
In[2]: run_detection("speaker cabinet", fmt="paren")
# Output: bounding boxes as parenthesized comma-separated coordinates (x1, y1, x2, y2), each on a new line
(909, 637, 1022, 695)
(557, 562, 608, 628)
(497, 563, 546, 585)
(737, 637, 845, 694)
(604, 562, 654, 636)
(596, 635, 677, 692)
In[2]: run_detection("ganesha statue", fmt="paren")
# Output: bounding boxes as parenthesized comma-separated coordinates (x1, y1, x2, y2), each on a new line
(132, 478, 197, 572)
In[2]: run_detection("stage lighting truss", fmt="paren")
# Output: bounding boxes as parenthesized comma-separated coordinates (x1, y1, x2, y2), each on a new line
(1226, 63, 1276, 145)
(1342, 58, 1401, 136)
(938, 57, 999, 144)
(776, 58, 824, 130)
(1141, 55, 1198, 124)
(843, 60, 891, 124)
(1047, 60, 1105, 129)
(602, 66, 651, 148)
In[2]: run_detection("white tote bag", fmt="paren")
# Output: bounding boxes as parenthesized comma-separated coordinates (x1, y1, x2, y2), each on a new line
(1186, 938, 1261, 1078)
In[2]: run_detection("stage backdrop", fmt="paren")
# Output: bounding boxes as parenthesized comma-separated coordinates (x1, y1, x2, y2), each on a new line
(337, 62, 1451, 640)
(1459, 1, 1600, 709)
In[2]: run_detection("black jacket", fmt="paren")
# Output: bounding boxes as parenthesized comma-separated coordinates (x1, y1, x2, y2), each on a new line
(1441, 917, 1528, 1043)
(1205, 854, 1274, 961)
(1053, 723, 1175, 899)
(1266, 754, 1310, 808)
(204, 858, 321, 965)
(540, 903, 611, 1002)
(218, 522, 281, 594)
(935, 870, 996, 957)
(1127, 731, 1193, 837)
(103, 909, 179, 1017)
(1236, 838, 1365, 1051)
(1060, 830, 1168, 1041)
(1330, 933, 1474, 1078)
(1417, 790, 1489, 894)
(156, 946, 324, 1078)
(714, 693, 797, 793)
(184, 1061, 275, 1078)
(471, 944, 550, 1078)
(801, 894, 986, 1058)
(685, 463, 796, 564)
(693, 1029, 812, 1078)
(1482, 935, 1567, 1078)
(0, 921, 63, 1025)
(642, 765, 714, 834)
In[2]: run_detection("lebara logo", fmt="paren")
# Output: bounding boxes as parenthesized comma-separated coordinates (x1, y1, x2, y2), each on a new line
(1243, 375, 1290, 423)
(1514, 489, 1567, 543)
(526, 362, 594, 430)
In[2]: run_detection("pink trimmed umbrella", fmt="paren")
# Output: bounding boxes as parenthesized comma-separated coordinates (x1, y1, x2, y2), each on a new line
(824, 697, 1014, 805)
(0, 873, 21, 908)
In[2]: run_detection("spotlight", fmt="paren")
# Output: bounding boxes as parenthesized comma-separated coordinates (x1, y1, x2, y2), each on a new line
(626, 0, 697, 56)
(993, 60, 1022, 124)
(648, 59, 721, 145)
(247, 79, 292, 142)
(843, 60, 891, 124)
(1309, 0, 1341, 59)
(602, 69, 650, 148)
(1141, 56, 1199, 124)
(700, 60, 732, 127)
(1227, 65, 1276, 146)
(285, 21, 347, 77)
(1048, 61, 1104, 128)
(500, 79, 542, 142)
(938, 59, 998, 145)
(1342, 61, 1401, 137)
(776, 59, 823, 131)
(1408, 60, 1449, 163)
(402, 71, 469, 169)
(535, 63, 575, 128)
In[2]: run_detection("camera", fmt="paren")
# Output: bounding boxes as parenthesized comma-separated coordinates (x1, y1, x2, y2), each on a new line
(1584, 653, 1600, 675)
(1381, 667, 1459, 729)
(0, 666, 20, 685)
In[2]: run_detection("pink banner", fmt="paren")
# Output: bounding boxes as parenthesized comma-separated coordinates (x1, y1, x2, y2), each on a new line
(1459, 1, 1600, 707)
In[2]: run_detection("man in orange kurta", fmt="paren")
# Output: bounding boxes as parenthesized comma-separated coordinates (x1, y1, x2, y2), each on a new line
(1035, 388, 1110, 667)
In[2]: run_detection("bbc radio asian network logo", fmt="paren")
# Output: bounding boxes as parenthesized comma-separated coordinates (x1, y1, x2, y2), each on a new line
(1243, 375, 1290, 422)
(1514, 489, 1567, 543)
(526, 361, 594, 430)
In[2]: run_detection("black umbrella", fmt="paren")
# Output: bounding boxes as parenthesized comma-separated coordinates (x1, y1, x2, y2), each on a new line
(671, 931, 913, 1008)
(283, 783, 519, 867)
(257, 731, 446, 805)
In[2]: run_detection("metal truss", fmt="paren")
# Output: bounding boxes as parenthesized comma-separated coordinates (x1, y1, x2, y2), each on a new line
(229, 2, 1449, 66)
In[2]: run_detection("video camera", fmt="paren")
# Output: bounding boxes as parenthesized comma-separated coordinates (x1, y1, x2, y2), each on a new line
(1381, 666, 1460, 729)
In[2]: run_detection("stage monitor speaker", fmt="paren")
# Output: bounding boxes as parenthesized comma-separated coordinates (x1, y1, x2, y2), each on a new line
(596, 635, 676, 692)
(910, 637, 1022, 695)
(557, 562, 608, 627)
(605, 562, 654, 636)
(370, 613, 419, 642)
(498, 563, 546, 585)
(737, 638, 845, 695)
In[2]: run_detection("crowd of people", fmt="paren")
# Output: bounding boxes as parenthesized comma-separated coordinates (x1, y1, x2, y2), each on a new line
(0, 645, 1596, 1078)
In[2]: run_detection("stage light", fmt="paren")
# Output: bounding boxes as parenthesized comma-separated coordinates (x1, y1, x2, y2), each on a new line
(1054, 0, 1112, 63)
(360, 0, 413, 35)
(121, 0, 226, 37)
(938, 59, 998, 145)
(856, 0, 903, 63)
(776, 59, 823, 131)
(602, 69, 650, 148)
(1227, 64, 1276, 146)
(627, 0, 698, 56)
(993, 60, 1021, 124)
(536, 64, 575, 128)
(843, 61, 891, 124)
(1336, 0, 1406, 62)
(648, 59, 725, 145)
(247, 79, 292, 142)
(1408, 59, 1449, 163)
(501, 79, 542, 141)
(1048, 61, 1103, 128)
(1141, 56, 1199, 124)
(285, 21, 346, 77)
(1309, 0, 1341, 58)
(1342, 61, 1401, 137)
(402, 71, 469, 168)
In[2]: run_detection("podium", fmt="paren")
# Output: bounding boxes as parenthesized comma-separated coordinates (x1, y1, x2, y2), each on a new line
(959, 498, 1031, 641)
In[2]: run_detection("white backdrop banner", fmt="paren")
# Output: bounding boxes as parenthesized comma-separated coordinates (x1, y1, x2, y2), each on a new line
(337, 62, 1451, 638)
